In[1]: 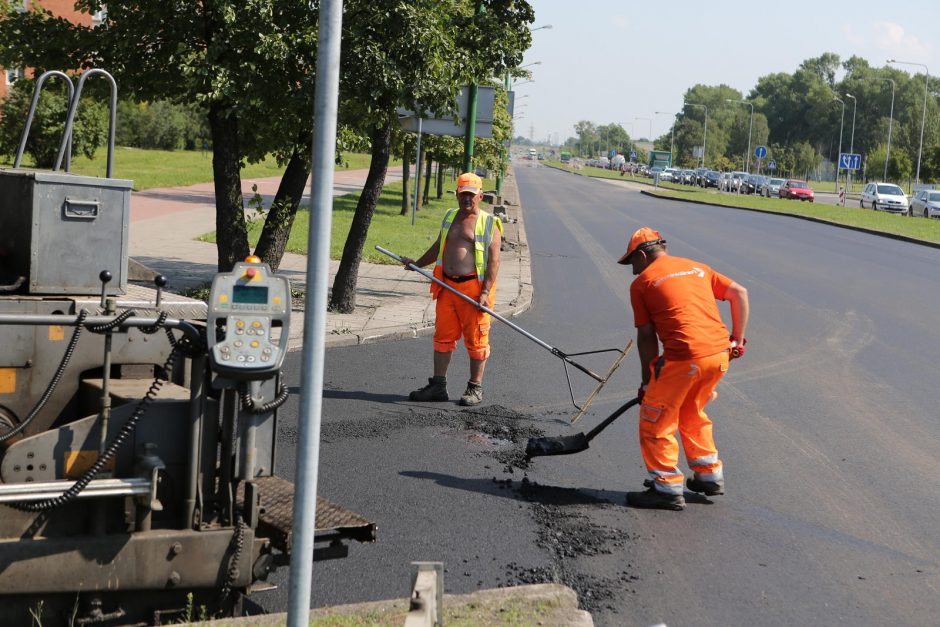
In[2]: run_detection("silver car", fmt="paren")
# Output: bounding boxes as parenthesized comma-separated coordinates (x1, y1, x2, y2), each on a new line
(762, 177, 786, 197)
(909, 189, 940, 218)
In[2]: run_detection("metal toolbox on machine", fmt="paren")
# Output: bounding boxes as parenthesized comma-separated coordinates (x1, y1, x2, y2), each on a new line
(0, 169, 132, 295)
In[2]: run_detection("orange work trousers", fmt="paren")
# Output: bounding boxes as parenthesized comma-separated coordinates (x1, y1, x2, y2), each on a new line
(638, 351, 728, 495)
(433, 277, 495, 361)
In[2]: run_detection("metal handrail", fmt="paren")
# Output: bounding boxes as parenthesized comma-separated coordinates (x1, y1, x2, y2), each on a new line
(13, 70, 75, 171)
(55, 69, 118, 177)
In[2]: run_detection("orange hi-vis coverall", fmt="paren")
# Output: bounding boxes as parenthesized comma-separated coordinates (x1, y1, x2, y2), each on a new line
(431, 208, 502, 361)
(630, 256, 734, 496)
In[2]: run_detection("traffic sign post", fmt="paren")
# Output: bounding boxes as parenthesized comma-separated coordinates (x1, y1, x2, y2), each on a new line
(839, 153, 861, 170)
(768, 160, 776, 171)
(755, 145, 768, 159)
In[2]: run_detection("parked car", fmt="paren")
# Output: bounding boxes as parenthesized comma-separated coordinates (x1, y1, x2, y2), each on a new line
(718, 172, 732, 191)
(730, 171, 749, 192)
(743, 174, 766, 195)
(761, 177, 786, 197)
(779, 179, 815, 202)
(703, 170, 721, 188)
(860, 182, 907, 213)
(908, 189, 940, 218)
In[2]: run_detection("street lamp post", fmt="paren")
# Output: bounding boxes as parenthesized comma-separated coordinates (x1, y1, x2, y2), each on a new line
(654, 111, 676, 158)
(888, 59, 929, 185)
(846, 93, 857, 190)
(634, 117, 652, 142)
(863, 77, 896, 180)
(684, 103, 707, 168)
(725, 99, 754, 172)
(833, 97, 845, 193)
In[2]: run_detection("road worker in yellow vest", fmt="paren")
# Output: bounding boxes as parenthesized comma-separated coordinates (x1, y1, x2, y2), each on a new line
(401, 172, 503, 406)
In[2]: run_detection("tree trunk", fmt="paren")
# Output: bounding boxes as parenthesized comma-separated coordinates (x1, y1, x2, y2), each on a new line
(253, 142, 311, 272)
(208, 102, 249, 272)
(422, 152, 432, 205)
(436, 161, 443, 199)
(329, 123, 391, 313)
(400, 139, 411, 216)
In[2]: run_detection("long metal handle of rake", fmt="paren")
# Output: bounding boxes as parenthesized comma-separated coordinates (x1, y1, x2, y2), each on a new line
(584, 397, 640, 443)
(377, 246, 606, 382)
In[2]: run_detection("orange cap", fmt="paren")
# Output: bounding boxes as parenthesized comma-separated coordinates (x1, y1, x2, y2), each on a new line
(617, 227, 666, 264)
(245, 255, 261, 263)
(456, 172, 483, 194)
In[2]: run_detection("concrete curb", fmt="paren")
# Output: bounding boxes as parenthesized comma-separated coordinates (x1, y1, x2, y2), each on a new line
(185, 583, 591, 626)
(640, 188, 940, 252)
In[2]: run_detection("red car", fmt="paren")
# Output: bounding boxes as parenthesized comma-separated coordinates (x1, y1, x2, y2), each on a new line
(778, 179, 815, 202)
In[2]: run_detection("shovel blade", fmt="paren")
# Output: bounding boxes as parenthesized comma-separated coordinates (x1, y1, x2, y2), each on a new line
(525, 432, 590, 458)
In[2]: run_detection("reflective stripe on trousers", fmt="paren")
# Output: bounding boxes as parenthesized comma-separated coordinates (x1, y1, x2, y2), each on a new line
(638, 351, 728, 494)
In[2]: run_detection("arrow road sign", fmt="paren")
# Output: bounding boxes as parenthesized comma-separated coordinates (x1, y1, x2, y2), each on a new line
(839, 153, 862, 170)
(755, 145, 768, 159)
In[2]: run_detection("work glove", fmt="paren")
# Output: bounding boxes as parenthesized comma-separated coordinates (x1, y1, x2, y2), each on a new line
(637, 384, 648, 403)
(730, 336, 747, 360)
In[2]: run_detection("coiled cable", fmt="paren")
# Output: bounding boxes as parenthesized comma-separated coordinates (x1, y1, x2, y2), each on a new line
(239, 381, 290, 414)
(0, 310, 89, 443)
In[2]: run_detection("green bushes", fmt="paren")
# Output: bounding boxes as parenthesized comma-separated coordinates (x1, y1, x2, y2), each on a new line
(116, 100, 208, 151)
(0, 80, 107, 168)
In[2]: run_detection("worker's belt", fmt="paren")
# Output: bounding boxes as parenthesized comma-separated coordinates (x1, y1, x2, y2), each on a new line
(444, 273, 477, 283)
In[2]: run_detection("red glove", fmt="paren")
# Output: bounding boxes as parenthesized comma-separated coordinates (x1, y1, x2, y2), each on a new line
(637, 384, 648, 403)
(730, 336, 747, 359)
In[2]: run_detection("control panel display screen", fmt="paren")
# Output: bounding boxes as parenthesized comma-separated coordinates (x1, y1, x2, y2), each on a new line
(233, 285, 269, 304)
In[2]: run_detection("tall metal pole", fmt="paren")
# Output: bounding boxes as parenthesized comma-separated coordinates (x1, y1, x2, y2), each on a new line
(654, 111, 675, 159)
(833, 97, 845, 193)
(496, 71, 510, 198)
(463, 1, 484, 172)
(726, 99, 753, 171)
(888, 60, 929, 185)
(886, 79, 895, 181)
(684, 103, 707, 168)
(288, 0, 343, 624)
(846, 93, 857, 191)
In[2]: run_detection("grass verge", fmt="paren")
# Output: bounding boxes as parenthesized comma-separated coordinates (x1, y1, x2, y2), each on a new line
(200, 176, 496, 264)
(2, 148, 381, 191)
(646, 187, 940, 244)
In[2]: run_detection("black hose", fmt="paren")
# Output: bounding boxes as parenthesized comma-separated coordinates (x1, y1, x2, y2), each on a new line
(0, 310, 88, 443)
(239, 381, 290, 414)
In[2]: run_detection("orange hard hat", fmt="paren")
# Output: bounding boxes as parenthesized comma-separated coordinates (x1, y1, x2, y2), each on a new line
(456, 172, 483, 194)
(617, 227, 666, 264)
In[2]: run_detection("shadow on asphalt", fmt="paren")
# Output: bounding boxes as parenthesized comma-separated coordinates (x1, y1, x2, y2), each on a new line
(400, 470, 626, 507)
(319, 388, 405, 404)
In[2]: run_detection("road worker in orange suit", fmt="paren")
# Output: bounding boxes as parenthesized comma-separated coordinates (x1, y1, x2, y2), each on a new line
(401, 172, 502, 406)
(618, 227, 749, 511)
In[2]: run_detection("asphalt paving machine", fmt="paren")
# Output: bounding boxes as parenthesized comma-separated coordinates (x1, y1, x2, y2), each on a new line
(0, 70, 374, 625)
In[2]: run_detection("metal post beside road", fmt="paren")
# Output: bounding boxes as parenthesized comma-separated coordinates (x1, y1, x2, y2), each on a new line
(288, 0, 343, 624)
(888, 60, 929, 185)
(846, 93, 857, 192)
(833, 97, 845, 192)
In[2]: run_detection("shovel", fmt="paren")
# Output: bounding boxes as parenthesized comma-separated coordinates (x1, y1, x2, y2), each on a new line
(377, 245, 630, 417)
(525, 397, 640, 458)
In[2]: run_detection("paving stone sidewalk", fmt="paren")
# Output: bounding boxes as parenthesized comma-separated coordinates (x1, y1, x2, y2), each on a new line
(128, 166, 530, 350)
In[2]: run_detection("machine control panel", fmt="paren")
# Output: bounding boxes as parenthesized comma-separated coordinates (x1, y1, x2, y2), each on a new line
(207, 258, 290, 380)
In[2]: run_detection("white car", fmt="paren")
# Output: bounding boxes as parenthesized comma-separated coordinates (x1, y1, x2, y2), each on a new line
(860, 182, 908, 214)
(762, 177, 786, 197)
(909, 189, 940, 218)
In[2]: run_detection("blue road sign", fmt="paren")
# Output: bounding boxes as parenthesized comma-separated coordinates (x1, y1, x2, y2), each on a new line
(630, 151, 637, 159)
(767, 160, 776, 170)
(755, 145, 768, 158)
(839, 153, 862, 170)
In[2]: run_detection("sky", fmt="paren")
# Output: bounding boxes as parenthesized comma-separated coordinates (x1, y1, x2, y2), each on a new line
(518, 0, 940, 144)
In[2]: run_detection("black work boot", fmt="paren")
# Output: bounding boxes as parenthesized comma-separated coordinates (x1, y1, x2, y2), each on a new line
(626, 486, 686, 511)
(409, 376, 448, 402)
(686, 475, 725, 496)
(459, 381, 484, 406)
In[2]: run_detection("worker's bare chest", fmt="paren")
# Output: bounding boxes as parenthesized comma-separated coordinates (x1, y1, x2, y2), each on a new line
(445, 214, 477, 247)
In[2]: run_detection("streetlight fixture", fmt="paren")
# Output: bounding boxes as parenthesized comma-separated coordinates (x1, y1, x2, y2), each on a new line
(684, 102, 708, 168)
(530, 24, 552, 32)
(725, 99, 754, 172)
(654, 111, 676, 158)
(862, 77, 896, 180)
(888, 59, 929, 185)
(832, 97, 845, 192)
(845, 93, 857, 189)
